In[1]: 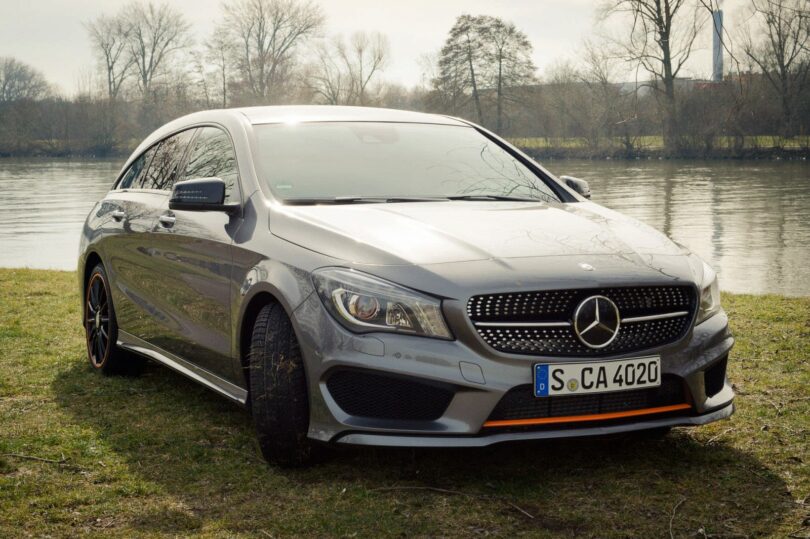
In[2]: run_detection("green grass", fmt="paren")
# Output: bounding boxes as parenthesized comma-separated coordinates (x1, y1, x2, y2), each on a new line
(1, 269, 808, 537)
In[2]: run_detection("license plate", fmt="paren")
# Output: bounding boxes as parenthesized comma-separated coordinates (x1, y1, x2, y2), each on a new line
(534, 356, 661, 397)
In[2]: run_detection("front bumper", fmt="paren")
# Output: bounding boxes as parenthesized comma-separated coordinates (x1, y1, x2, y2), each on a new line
(335, 402, 735, 447)
(293, 292, 735, 447)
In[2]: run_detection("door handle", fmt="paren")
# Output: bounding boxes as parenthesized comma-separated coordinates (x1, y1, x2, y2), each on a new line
(111, 210, 125, 221)
(158, 215, 176, 227)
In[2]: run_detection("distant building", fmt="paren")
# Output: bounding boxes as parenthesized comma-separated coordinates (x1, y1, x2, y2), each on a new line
(712, 10, 724, 83)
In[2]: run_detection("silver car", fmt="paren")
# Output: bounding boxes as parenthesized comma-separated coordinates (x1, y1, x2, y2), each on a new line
(79, 106, 734, 466)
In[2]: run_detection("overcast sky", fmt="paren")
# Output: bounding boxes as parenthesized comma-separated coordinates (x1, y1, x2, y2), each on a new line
(2, 0, 749, 96)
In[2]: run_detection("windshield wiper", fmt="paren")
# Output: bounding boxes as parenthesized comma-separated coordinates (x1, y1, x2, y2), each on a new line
(283, 194, 546, 205)
(445, 194, 545, 202)
(283, 196, 448, 205)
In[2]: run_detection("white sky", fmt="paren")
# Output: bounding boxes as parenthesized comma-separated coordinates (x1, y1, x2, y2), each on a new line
(1, 0, 749, 96)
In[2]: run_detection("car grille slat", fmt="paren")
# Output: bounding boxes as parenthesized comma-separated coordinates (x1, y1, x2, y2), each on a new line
(467, 286, 696, 357)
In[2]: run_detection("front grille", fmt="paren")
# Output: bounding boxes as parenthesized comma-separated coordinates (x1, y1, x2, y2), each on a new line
(326, 369, 454, 421)
(486, 375, 686, 423)
(468, 286, 696, 357)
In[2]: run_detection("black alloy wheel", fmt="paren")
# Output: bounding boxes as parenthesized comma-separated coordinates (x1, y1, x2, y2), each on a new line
(85, 271, 111, 368)
(84, 264, 143, 375)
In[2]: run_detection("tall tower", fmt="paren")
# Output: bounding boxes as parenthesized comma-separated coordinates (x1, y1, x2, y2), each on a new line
(712, 10, 724, 82)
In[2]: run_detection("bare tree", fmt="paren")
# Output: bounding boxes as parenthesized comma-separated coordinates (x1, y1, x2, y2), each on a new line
(190, 51, 213, 108)
(484, 18, 536, 132)
(86, 14, 134, 101)
(580, 40, 640, 151)
(545, 61, 589, 142)
(307, 32, 388, 106)
(223, 0, 324, 103)
(0, 57, 49, 101)
(602, 0, 705, 153)
(437, 15, 488, 124)
(308, 36, 351, 104)
(344, 32, 389, 105)
(124, 1, 191, 96)
(436, 15, 536, 131)
(206, 26, 235, 108)
(740, 0, 810, 137)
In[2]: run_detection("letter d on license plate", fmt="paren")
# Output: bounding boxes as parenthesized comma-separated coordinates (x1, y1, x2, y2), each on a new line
(534, 356, 661, 397)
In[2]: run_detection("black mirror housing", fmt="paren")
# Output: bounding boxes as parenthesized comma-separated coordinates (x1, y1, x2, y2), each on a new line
(169, 178, 237, 213)
(561, 175, 591, 199)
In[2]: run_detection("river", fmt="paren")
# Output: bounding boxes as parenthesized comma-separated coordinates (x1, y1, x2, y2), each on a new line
(0, 157, 807, 295)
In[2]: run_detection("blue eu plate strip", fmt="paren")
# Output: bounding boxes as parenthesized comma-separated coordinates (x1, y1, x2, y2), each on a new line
(534, 364, 549, 397)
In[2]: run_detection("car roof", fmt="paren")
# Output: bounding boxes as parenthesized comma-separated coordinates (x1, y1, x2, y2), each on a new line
(235, 105, 467, 126)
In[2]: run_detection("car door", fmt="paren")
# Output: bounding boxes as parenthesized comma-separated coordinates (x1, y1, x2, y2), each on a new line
(104, 143, 174, 341)
(147, 126, 244, 383)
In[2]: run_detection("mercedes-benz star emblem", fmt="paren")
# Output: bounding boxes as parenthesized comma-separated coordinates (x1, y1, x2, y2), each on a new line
(573, 295, 621, 349)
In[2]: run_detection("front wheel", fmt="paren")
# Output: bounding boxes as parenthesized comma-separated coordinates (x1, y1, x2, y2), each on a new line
(248, 302, 319, 467)
(84, 264, 142, 376)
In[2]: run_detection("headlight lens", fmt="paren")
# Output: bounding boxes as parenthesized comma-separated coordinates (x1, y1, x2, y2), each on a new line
(312, 268, 452, 339)
(696, 261, 721, 324)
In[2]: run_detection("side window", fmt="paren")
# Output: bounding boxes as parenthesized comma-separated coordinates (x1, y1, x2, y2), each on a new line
(118, 151, 150, 189)
(140, 129, 196, 191)
(125, 145, 158, 190)
(183, 127, 241, 203)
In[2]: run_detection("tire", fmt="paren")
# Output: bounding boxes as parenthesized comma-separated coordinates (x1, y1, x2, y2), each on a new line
(84, 264, 143, 376)
(248, 302, 318, 467)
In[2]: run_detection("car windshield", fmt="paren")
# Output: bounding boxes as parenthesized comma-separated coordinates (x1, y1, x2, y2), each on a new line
(252, 122, 561, 204)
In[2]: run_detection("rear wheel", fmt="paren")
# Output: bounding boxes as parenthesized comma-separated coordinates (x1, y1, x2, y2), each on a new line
(84, 264, 142, 376)
(248, 302, 318, 467)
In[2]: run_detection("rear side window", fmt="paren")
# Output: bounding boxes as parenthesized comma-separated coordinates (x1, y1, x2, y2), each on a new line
(118, 149, 152, 189)
(140, 129, 197, 191)
(182, 127, 241, 203)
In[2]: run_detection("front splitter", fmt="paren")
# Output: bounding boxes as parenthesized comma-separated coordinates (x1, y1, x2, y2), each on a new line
(331, 402, 734, 448)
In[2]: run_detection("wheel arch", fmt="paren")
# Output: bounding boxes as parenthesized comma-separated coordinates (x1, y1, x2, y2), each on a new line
(237, 286, 296, 390)
(81, 251, 104, 323)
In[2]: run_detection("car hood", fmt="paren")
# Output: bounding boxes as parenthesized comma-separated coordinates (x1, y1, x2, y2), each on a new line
(271, 200, 687, 267)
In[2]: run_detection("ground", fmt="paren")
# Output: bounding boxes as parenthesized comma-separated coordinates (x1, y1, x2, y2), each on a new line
(0, 269, 808, 537)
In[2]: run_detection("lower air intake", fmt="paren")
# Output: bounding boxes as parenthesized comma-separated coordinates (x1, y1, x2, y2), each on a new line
(704, 356, 727, 398)
(486, 375, 686, 424)
(326, 369, 454, 421)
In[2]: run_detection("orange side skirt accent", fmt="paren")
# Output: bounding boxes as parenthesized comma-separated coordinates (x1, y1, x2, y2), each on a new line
(482, 403, 692, 428)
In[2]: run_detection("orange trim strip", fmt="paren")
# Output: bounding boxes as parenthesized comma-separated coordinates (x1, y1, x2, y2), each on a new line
(482, 403, 692, 428)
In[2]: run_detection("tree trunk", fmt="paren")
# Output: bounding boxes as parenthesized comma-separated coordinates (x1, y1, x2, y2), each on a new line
(467, 43, 484, 125)
(496, 55, 503, 133)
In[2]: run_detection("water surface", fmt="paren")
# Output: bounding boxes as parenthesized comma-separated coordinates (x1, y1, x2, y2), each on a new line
(0, 158, 807, 295)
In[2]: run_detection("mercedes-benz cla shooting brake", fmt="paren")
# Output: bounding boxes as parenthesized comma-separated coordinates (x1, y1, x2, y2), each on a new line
(79, 106, 734, 465)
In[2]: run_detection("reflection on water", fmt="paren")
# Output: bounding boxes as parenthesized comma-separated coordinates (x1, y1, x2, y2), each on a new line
(551, 159, 810, 296)
(0, 158, 808, 296)
(0, 158, 121, 271)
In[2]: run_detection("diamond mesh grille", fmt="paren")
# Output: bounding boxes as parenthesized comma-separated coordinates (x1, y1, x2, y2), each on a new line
(468, 286, 696, 357)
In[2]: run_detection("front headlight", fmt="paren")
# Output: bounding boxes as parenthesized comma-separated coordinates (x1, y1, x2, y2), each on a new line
(312, 268, 453, 339)
(696, 261, 721, 324)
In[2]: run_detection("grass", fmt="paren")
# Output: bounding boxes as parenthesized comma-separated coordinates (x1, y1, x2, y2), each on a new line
(0, 268, 808, 537)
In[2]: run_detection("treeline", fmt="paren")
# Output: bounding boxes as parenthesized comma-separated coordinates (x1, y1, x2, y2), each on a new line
(0, 0, 808, 159)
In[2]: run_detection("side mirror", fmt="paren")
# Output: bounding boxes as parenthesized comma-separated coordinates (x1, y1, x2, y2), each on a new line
(169, 178, 238, 213)
(561, 175, 591, 199)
